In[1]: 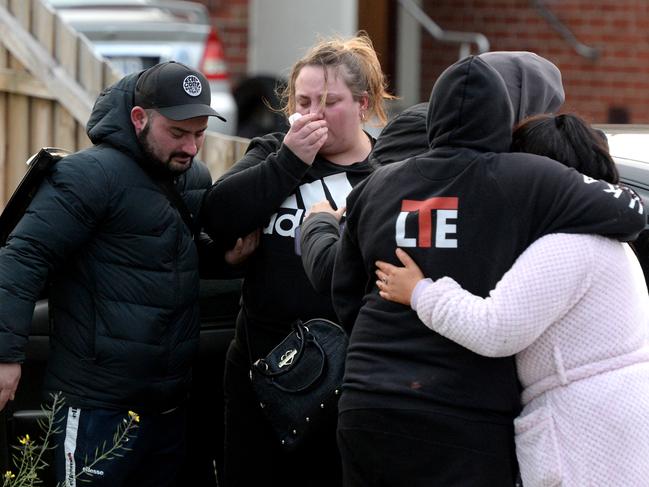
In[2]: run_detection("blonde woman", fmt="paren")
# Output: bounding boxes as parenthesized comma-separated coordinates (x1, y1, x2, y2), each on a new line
(202, 34, 393, 487)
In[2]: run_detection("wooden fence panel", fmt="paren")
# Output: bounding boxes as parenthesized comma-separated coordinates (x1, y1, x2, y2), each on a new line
(104, 62, 122, 88)
(76, 36, 104, 150)
(200, 133, 250, 181)
(0, 0, 7, 203)
(6, 0, 30, 196)
(30, 0, 54, 155)
(53, 13, 78, 152)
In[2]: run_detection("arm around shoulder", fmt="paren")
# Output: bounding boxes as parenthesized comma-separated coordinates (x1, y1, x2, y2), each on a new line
(497, 154, 645, 241)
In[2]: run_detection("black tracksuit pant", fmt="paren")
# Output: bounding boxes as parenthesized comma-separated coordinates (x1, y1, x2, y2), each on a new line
(337, 407, 518, 487)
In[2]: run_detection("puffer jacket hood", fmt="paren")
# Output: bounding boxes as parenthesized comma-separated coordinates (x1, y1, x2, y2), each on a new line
(427, 55, 513, 153)
(86, 72, 144, 162)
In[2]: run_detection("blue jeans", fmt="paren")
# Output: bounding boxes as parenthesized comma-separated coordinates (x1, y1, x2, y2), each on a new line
(53, 405, 186, 487)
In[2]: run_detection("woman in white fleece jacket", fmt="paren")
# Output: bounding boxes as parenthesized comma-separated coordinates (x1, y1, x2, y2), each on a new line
(376, 114, 649, 487)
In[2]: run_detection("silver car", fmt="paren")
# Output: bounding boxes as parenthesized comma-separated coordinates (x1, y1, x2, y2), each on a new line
(605, 127, 649, 281)
(45, 0, 237, 135)
(605, 128, 649, 210)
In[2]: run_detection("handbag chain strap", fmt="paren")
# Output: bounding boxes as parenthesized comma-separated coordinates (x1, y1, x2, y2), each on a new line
(242, 306, 257, 376)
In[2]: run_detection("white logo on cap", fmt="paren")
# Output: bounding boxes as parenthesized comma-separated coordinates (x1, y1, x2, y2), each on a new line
(183, 75, 202, 97)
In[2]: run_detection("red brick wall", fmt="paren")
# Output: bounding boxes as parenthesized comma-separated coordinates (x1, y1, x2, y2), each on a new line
(420, 0, 649, 123)
(194, 0, 249, 86)
(195, 0, 649, 123)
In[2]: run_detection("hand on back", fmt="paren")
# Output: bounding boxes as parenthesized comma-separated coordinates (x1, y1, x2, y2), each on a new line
(375, 248, 425, 306)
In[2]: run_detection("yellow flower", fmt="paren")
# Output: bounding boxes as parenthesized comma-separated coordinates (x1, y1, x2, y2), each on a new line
(127, 411, 140, 423)
(4, 470, 16, 479)
(18, 434, 30, 445)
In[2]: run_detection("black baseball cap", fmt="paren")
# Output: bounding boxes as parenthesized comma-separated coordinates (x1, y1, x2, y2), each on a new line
(134, 61, 226, 121)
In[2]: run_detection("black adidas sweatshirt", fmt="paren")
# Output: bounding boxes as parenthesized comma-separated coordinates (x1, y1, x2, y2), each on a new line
(332, 56, 645, 419)
(203, 133, 374, 350)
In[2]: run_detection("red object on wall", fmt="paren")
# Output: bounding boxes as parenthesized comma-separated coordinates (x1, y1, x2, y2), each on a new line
(201, 28, 230, 80)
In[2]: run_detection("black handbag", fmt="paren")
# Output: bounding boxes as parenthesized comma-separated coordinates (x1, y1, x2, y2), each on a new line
(248, 318, 348, 450)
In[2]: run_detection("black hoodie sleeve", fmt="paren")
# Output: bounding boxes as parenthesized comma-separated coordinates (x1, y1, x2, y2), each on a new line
(332, 222, 366, 331)
(300, 212, 342, 295)
(331, 180, 373, 331)
(495, 154, 646, 242)
(202, 133, 310, 248)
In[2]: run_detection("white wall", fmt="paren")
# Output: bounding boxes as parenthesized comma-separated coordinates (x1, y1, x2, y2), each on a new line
(249, 0, 358, 79)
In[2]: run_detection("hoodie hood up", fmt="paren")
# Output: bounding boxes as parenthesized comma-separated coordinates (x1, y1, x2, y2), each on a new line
(86, 72, 145, 163)
(370, 102, 428, 166)
(371, 51, 564, 164)
(479, 51, 564, 124)
(427, 55, 513, 153)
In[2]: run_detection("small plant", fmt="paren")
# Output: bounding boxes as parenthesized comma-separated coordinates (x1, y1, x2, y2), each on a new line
(2, 393, 140, 487)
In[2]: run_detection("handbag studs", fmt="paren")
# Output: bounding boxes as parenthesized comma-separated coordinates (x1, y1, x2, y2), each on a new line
(249, 318, 349, 450)
(280, 429, 299, 445)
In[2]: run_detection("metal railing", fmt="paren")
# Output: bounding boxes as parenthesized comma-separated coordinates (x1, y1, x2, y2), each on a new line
(531, 0, 599, 61)
(397, 0, 489, 58)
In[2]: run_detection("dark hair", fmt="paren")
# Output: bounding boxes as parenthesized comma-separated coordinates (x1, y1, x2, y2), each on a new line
(512, 113, 619, 184)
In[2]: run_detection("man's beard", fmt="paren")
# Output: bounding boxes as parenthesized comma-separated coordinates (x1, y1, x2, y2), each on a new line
(137, 123, 194, 175)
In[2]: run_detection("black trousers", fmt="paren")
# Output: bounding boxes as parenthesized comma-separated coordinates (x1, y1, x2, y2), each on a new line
(337, 408, 518, 487)
(222, 338, 342, 487)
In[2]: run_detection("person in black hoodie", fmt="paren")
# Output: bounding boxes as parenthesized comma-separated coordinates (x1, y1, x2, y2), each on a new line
(201, 34, 394, 487)
(331, 56, 645, 486)
(300, 50, 567, 296)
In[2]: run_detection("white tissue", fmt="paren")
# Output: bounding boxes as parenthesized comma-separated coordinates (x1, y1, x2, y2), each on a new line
(288, 113, 303, 126)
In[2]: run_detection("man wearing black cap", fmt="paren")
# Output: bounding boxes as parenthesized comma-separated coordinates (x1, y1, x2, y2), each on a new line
(0, 61, 227, 486)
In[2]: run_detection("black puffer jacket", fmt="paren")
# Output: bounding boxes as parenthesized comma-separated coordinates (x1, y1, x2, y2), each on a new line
(0, 72, 211, 412)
